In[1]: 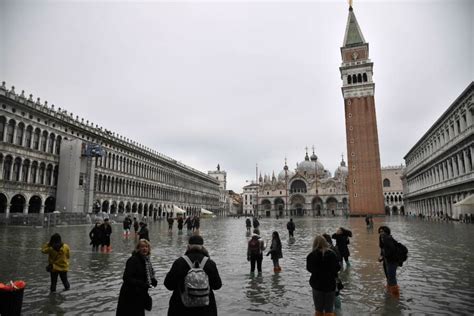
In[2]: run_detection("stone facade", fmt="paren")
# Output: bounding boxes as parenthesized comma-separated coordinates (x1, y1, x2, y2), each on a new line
(250, 151, 350, 217)
(208, 164, 228, 214)
(0, 82, 221, 225)
(403, 82, 474, 218)
(340, 6, 384, 215)
(381, 166, 405, 214)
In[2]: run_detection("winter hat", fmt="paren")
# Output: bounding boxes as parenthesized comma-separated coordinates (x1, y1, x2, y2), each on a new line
(189, 235, 204, 245)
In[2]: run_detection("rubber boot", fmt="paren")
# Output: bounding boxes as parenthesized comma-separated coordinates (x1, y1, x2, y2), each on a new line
(277, 266, 282, 272)
(315, 311, 323, 316)
(388, 285, 400, 297)
(334, 295, 341, 308)
(324, 313, 336, 316)
(273, 267, 279, 273)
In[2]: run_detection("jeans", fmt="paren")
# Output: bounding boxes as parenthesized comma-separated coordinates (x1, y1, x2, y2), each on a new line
(250, 253, 263, 273)
(50, 271, 70, 292)
(312, 289, 335, 313)
(383, 260, 398, 286)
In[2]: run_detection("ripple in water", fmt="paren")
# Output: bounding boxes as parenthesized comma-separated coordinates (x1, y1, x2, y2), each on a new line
(0, 217, 473, 315)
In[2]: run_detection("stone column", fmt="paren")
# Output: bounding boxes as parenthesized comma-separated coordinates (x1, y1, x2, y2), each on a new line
(23, 202, 28, 215)
(40, 204, 45, 214)
(466, 108, 473, 127)
(5, 203, 10, 218)
(0, 158, 3, 180)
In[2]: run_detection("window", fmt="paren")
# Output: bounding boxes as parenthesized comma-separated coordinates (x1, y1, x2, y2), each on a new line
(16, 123, 24, 145)
(0, 116, 5, 140)
(25, 126, 32, 147)
(6, 120, 15, 143)
(383, 178, 391, 187)
(33, 129, 40, 150)
(40, 131, 48, 151)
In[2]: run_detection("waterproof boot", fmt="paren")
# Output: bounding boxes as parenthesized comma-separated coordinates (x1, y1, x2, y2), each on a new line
(324, 313, 336, 316)
(273, 267, 279, 273)
(388, 285, 400, 297)
(277, 266, 282, 272)
(315, 311, 323, 316)
(334, 296, 341, 308)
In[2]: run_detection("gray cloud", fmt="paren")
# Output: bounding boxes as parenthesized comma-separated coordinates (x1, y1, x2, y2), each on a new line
(2, 0, 472, 191)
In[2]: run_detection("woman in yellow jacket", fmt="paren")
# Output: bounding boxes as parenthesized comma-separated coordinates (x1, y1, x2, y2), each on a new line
(41, 233, 70, 292)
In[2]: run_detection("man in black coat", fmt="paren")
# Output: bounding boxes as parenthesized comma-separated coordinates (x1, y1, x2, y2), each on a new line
(164, 235, 222, 316)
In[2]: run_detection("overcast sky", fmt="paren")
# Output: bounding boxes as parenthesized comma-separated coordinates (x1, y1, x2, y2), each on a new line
(1, 0, 472, 192)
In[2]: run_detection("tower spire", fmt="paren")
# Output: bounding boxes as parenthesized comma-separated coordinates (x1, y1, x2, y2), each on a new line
(343, 3, 366, 47)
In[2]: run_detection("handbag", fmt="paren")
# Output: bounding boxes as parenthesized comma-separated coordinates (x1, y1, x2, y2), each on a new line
(144, 293, 152, 311)
(46, 264, 53, 272)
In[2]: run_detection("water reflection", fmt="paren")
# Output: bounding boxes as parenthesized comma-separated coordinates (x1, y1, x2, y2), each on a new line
(0, 217, 473, 314)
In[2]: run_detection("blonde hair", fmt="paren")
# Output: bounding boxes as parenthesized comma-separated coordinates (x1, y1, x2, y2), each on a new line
(136, 239, 152, 252)
(312, 235, 329, 253)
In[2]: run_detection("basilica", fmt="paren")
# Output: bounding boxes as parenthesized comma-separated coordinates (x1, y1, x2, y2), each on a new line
(252, 149, 349, 217)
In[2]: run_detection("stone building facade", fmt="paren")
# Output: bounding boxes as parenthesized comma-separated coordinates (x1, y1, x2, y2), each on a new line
(381, 166, 405, 215)
(253, 150, 349, 217)
(0, 82, 221, 224)
(340, 5, 385, 215)
(402, 82, 473, 218)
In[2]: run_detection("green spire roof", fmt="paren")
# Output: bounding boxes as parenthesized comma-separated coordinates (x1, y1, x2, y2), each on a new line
(343, 7, 366, 47)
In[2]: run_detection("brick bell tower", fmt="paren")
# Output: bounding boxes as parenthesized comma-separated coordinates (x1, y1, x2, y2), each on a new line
(340, 4, 384, 215)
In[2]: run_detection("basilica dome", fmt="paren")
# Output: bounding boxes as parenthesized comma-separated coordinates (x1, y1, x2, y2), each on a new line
(297, 158, 325, 175)
(334, 157, 348, 179)
(278, 169, 295, 181)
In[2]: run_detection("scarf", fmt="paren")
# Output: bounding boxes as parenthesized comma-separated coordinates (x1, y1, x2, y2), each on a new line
(144, 255, 155, 287)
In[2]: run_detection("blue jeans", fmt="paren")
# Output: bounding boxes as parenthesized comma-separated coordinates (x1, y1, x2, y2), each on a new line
(383, 260, 398, 286)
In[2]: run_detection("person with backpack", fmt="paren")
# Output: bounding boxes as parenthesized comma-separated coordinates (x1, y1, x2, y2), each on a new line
(306, 235, 340, 316)
(332, 227, 352, 267)
(252, 217, 260, 229)
(247, 229, 266, 275)
(117, 239, 157, 315)
(287, 218, 296, 237)
(378, 225, 405, 297)
(164, 235, 222, 316)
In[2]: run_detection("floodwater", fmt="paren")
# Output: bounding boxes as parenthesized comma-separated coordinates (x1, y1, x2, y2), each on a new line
(0, 216, 473, 315)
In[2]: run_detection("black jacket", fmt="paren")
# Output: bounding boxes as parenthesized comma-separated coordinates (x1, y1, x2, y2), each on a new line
(379, 234, 398, 264)
(116, 252, 156, 316)
(89, 226, 102, 246)
(306, 249, 340, 292)
(332, 233, 350, 258)
(164, 246, 222, 316)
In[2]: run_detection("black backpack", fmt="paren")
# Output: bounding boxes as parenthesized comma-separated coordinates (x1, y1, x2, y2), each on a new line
(394, 239, 408, 266)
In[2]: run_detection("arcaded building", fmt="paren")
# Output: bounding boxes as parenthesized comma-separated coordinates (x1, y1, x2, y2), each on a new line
(381, 166, 405, 215)
(339, 5, 385, 215)
(0, 82, 221, 224)
(403, 82, 473, 218)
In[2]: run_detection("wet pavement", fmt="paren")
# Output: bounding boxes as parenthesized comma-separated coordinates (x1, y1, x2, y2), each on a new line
(0, 216, 473, 315)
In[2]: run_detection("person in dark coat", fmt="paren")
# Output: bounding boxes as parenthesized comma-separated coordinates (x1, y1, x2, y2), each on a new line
(137, 222, 149, 241)
(286, 218, 296, 237)
(133, 217, 139, 236)
(332, 227, 352, 267)
(252, 217, 260, 229)
(306, 235, 340, 316)
(177, 216, 184, 232)
(100, 218, 113, 252)
(164, 235, 222, 316)
(267, 231, 283, 272)
(247, 229, 266, 275)
(378, 225, 399, 297)
(117, 239, 157, 316)
(89, 221, 103, 251)
(245, 218, 252, 233)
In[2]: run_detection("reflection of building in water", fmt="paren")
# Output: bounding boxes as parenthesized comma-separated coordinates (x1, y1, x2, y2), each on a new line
(0, 82, 221, 225)
(381, 166, 405, 215)
(403, 83, 473, 218)
(253, 149, 349, 217)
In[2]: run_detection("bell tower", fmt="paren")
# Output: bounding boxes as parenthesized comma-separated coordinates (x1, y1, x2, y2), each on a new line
(340, 4, 384, 215)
